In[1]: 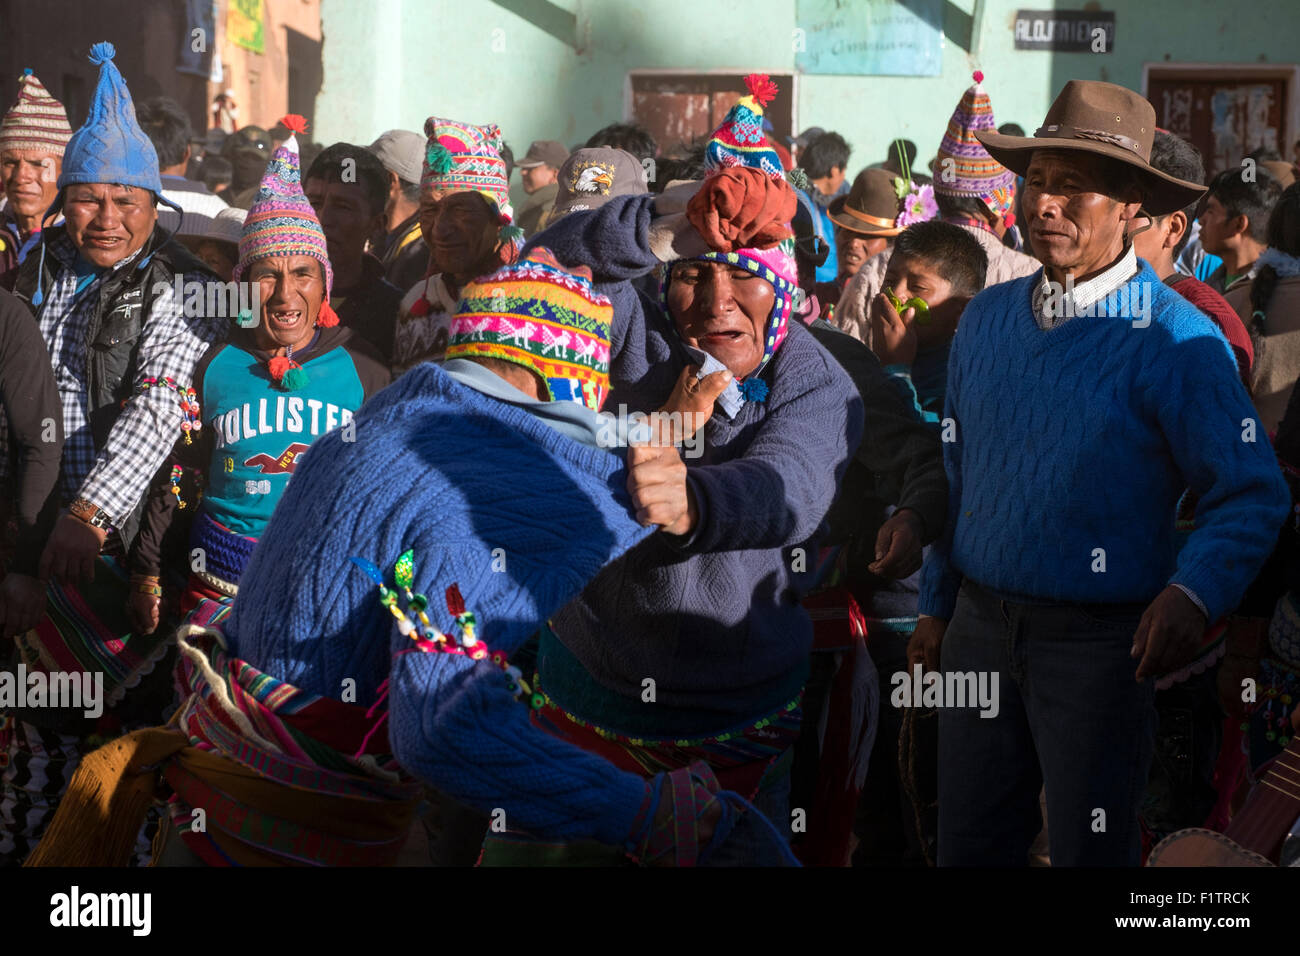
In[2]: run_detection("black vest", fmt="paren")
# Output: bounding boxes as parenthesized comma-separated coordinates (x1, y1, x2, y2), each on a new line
(13, 229, 216, 547)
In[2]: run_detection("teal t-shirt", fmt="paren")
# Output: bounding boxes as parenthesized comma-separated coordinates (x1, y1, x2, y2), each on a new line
(201, 344, 366, 536)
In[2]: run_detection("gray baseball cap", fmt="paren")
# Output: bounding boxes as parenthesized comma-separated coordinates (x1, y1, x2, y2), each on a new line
(788, 126, 825, 149)
(550, 147, 647, 219)
(517, 139, 570, 170)
(368, 129, 425, 185)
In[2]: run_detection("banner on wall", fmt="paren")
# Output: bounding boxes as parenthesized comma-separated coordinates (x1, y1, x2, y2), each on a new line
(795, 0, 944, 76)
(227, 0, 266, 55)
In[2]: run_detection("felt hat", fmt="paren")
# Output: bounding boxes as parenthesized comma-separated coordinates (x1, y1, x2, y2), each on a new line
(58, 43, 163, 197)
(0, 68, 73, 156)
(975, 79, 1206, 216)
(447, 246, 613, 412)
(549, 147, 647, 219)
(829, 168, 912, 236)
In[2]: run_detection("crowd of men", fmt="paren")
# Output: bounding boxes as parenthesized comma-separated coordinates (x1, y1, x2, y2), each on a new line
(0, 44, 1297, 868)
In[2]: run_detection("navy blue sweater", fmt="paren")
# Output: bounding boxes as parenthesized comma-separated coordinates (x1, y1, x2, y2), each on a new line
(919, 263, 1290, 622)
(533, 196, 865, 731)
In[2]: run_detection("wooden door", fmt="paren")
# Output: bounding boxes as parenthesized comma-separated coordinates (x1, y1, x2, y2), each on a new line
(1148, 73, 1287, 177)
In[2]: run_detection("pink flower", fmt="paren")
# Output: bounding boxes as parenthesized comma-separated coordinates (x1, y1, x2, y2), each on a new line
(895, 183, 938, 228)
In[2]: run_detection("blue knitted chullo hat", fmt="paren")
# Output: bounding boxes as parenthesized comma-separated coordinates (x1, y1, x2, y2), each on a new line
(58, 42, 162, 196)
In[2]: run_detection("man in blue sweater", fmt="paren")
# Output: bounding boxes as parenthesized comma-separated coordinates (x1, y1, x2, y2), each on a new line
(911, 81, 1291, 866)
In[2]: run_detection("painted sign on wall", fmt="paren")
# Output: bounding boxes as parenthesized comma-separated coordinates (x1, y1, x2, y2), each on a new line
(1014, 10, 1115, 52)
(795, 0, 944, 76)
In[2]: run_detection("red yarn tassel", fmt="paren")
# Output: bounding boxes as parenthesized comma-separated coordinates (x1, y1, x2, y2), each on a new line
(280, 113, 309, 134)
(744, 73, 778, 107)
(267, 355, 291, 382)
(315, 299, 339, 328)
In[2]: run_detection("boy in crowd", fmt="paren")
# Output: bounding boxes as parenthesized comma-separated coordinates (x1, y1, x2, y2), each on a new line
(869, 221, 988, 422)
(794, 132, 851, 285)
(1129, 131, 1254, 386)
(1199, 166, 1283, 294)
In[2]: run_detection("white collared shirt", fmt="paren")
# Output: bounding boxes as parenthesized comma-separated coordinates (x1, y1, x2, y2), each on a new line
(1032, 242, 1139, 329)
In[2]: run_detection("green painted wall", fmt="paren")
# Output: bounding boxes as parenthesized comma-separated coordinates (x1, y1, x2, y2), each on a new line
(317, 0, 1300, 206)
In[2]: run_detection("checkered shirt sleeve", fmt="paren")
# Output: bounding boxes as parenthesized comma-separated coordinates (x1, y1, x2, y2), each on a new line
(77, 274, 223, 524)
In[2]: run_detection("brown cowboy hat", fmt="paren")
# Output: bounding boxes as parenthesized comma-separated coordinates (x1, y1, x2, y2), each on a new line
(829, 167, 905, 236)
(974, 80, 1205, 216)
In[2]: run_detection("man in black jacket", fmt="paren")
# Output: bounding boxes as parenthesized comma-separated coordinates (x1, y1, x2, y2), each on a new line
(1, 42, 223, 866)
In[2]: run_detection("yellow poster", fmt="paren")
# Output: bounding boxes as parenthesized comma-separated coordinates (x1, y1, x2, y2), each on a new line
(227, 0, 265, 54)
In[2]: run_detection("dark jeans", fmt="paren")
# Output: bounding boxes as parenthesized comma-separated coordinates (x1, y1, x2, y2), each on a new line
(937, 581, 1158, 866)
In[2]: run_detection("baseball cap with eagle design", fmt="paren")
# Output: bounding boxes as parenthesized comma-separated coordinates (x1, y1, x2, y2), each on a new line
(548, 147, 647, 220)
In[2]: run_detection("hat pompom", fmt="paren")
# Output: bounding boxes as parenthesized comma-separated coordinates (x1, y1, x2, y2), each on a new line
(20, 68, 32, 77)
(425, 142, 453, 175)
(972, 70, 984, 84)
(280, 113, 308, 134)
(744, 73, 778, 108)
(88, 42, 117, 65)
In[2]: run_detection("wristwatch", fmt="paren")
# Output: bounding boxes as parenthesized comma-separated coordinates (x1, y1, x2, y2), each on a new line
(69, 498, 114, 533)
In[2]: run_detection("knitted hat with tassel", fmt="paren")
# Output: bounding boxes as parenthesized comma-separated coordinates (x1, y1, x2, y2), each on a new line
(233, 114, 337, 391)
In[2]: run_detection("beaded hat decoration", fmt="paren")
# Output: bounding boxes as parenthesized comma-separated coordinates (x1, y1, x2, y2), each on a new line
(233, 114, 338, 391)
(934, 71, 1017, 216)
(446, 246, 613, 413)
(0, 68, 73, 156)
(421, 114, 519, 244)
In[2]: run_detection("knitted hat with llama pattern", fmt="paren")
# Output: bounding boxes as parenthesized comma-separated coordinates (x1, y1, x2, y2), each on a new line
(447, 246, 613, 412)
(0, 68, 73, 156)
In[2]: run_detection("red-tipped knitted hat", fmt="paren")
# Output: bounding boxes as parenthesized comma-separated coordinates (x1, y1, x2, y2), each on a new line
(704, 74, 787, 182)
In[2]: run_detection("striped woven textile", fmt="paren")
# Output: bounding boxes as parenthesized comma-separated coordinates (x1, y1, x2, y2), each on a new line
(12, 555, 172, 710)
(163, 613, 423, 866)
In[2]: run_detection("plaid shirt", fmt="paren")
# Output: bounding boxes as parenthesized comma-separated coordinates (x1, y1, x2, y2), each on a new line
(37, 232, 222, 529)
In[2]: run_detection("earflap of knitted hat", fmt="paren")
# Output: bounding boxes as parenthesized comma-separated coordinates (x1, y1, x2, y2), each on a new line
(421, 114, 517, 241)
(234, 113, 337, 329)
(446, 246, 613, 413)
(58, 43, 162, 196)
(934, 70, 1017, 203)
(0, 68, 73, 156)
(659, 238, 799, 393)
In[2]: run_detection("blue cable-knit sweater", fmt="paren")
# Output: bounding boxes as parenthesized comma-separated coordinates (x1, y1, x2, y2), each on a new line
(918, 262, 1290, 622)
(223, 364, 657, 845)
(531, 195, 865, 732)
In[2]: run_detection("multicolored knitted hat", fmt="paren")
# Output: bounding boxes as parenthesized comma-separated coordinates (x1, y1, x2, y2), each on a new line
(934, 71, 1017, 218)
(673, 74, 800, 395)
(447, 247, 613, 412)
(705, 74, 786, 182)
(0, 68, 73, 156)
(234, 114, 338, 389)
(421, 115, 517, 236)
